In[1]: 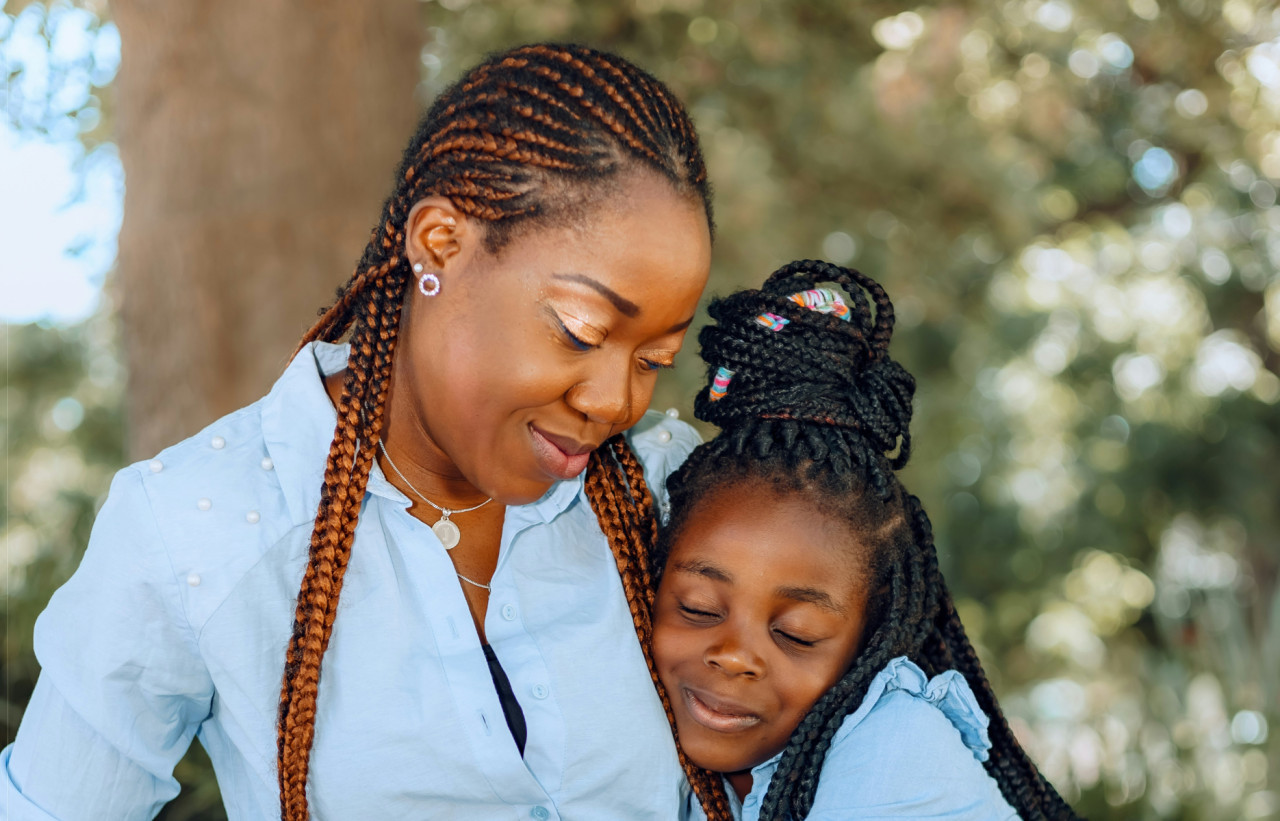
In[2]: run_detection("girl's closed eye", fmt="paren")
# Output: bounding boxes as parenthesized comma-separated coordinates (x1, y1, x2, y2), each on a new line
(773, 627, 818, 648)
(677, 601, 722, 623)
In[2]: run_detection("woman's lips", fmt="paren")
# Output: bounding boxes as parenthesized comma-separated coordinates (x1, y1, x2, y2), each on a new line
(529, 425, 593, 481)
(682, 687, 761, 733)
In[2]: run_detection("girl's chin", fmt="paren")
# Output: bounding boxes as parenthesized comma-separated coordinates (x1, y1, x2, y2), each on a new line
(674, 733, 759, 777)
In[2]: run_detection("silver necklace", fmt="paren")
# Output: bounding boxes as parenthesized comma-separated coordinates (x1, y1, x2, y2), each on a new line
(455, 572, 491, 591)
(377, 440, 493, 550)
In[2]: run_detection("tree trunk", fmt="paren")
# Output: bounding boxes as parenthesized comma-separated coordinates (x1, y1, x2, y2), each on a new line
(113, 0, 422, 459)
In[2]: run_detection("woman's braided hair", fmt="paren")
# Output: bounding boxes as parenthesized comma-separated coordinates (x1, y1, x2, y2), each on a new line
(277, 43, 731, 820)
(660, 259, 1079, 820)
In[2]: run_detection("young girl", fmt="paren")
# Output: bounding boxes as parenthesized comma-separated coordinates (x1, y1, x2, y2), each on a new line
(652, 260, 1079, 820)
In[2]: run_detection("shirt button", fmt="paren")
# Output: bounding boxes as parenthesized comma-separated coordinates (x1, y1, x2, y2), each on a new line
(197, 498, 212, 511)
(148, 459, 164, 473)
(531, 684, 549, 700)
(665, 407, 679, 418)
(186, 573, 201, 587)
(530, 807, 550, 820)
(656, 430, 672, 444)
(501, 604, 516, 621)
(211, 435, 226, 449)
(261, 456, 274, 471)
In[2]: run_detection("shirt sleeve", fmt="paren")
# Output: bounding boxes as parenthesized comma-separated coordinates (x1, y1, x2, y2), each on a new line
(803, 661, 1018, 821)
(1, 467, 215, 820)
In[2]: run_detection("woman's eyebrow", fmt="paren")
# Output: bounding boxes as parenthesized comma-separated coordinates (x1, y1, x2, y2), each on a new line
(776, 585, 846, 615)
(552, 273, 640, 317)
(672, 558, 731, 582)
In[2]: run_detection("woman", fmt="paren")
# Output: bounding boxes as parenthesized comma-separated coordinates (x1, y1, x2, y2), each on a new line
(3, 44, 715, 819)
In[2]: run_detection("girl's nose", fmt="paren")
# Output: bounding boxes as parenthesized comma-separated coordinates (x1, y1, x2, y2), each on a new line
(704, 632, 765, 680)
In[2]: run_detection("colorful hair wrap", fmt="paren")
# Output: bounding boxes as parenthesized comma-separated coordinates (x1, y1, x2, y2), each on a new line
(728, 289, 851, 400)
(754, 312, 790, 332)
(788, 288, 851, 320)
(752, 289, 850, 334)
(709, 366, 734, 401)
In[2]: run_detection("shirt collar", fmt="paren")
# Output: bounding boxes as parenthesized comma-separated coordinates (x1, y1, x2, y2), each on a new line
(499, 462, 586, 529)
(261, 341, 350, 526)
(718, 749, 785, 815)
(262, 341, 586, 526)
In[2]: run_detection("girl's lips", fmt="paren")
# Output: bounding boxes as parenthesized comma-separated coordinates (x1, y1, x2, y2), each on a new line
(682, 687, 761, 733)
(529, 425, 593, 481)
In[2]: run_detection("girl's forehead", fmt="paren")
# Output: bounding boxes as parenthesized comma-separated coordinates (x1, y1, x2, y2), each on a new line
(669, 480, 865, 595)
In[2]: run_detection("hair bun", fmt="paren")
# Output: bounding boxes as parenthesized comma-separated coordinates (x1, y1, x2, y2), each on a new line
(693, 259, 916, 468)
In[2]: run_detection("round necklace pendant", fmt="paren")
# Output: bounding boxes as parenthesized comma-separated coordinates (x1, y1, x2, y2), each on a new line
(432, 517, 461, 550)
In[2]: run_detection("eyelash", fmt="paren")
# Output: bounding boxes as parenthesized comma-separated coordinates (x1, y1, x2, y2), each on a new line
(556, 316, 673, 371)
(774, 630, 816, 648)
(556, 318, 595, 351)
(678, 603, 718, 622)
(678, 603, 817, 648)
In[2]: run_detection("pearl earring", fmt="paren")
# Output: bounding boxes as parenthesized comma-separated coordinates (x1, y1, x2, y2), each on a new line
(414, 262, 441, 297)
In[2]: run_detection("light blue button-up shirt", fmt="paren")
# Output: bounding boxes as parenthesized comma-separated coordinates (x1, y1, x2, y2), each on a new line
(2, 342, 701, 820)
(685, 657, 1019, 821)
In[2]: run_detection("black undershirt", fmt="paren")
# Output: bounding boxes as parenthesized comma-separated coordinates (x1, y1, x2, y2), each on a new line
(481, 643, 527, 756)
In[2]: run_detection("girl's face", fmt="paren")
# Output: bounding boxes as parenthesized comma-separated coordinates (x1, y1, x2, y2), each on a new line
(653, 480, 869, 778)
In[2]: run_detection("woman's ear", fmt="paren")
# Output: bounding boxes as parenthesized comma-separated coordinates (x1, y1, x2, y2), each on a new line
(404, 196, 472, 272)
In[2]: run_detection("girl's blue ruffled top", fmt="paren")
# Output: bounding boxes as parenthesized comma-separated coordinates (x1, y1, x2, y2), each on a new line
(686, 656, 1019, 821)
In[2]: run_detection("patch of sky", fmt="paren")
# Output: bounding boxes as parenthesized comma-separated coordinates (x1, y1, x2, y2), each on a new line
(1, 4, 123, 324)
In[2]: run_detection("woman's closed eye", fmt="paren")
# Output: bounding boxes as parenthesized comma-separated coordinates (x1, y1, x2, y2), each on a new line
(555, 316, 598, 351)
(639, 357, 676, 372)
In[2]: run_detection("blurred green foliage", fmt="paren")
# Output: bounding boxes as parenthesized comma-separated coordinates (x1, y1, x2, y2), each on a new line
(4, 0, 1280, 818)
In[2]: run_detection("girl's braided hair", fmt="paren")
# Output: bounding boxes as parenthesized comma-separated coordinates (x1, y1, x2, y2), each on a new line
(660, 259, 1079, 820)
(278, 43, 732, 821)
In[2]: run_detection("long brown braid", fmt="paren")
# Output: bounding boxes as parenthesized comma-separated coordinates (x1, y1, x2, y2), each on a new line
(276, 43, 728, 820)
(585, 439, 734, 820)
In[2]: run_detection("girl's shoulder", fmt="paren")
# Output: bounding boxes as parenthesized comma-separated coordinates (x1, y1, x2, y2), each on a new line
(834, 655, 993, 763)
(802, 657, 1018, 819)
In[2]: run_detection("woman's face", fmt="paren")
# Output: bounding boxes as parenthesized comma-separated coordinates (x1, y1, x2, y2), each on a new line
(653, 480, 868, 778)
(393, 172, 712, 505)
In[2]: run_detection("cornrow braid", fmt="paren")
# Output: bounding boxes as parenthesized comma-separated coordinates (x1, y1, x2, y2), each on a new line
(661, 260, 1078, 820)
(277, 44, 714, 820)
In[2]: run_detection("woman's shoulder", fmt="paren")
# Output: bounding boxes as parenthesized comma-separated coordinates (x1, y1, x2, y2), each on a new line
(134, 400, 288, 531)
(625, 408, 701, 511)
(116, 342, 340, 579)
(93, 396, 306, 632)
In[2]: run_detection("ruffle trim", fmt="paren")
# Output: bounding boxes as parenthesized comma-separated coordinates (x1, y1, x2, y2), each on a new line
(841, 656, 994, 762)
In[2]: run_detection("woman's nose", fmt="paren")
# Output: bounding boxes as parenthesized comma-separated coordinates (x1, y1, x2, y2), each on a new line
(566, 357, 635, 426)
(704, 632, 765, 679)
